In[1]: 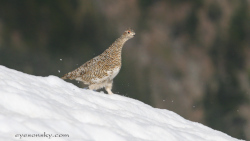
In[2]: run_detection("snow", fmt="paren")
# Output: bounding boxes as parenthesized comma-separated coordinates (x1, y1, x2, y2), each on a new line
(0, 65, 244, 141)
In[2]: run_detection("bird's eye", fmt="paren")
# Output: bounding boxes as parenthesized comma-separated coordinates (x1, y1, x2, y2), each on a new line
(128, 31, 130, 34)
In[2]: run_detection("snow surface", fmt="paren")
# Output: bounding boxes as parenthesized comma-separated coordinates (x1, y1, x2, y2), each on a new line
(0, 65, 244, 141)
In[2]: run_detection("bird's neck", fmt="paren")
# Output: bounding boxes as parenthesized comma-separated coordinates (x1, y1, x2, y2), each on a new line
(108, 36, 129, 56)
(113, 36, 128, 50)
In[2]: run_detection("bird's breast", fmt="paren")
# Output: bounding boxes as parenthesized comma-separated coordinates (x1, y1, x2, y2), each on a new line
(108, 67, 121, 80)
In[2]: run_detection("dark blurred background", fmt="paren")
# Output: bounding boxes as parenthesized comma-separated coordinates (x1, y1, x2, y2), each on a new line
(0, 0, 249, 140)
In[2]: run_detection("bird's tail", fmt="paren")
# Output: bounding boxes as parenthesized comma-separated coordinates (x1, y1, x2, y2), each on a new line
(61, 74, 68, 79)
(61, 67, 85, 80)
(61, 72, 75, 80)
(61, 74, 67, 79)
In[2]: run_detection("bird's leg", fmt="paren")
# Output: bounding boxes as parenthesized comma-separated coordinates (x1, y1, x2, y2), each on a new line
(89, 85, 96, 91)
(105, 81, 114, 94)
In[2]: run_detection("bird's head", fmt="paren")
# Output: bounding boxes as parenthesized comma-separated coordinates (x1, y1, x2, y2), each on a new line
(122, 28, 135, 39)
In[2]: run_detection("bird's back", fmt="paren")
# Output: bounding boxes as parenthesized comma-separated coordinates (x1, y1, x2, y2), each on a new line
(61, 51, 121, 85)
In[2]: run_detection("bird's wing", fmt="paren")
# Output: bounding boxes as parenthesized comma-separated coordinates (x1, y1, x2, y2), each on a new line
(61, 56, 102, 80)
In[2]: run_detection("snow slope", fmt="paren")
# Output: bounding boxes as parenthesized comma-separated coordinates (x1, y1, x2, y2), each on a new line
(0, 65, 244, 141)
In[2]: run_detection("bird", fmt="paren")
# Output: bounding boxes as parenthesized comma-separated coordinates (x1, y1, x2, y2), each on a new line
(61, 28, 135, 94)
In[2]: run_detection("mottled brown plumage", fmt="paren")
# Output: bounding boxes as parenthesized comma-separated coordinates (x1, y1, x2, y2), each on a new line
(62, 28, 135, 94)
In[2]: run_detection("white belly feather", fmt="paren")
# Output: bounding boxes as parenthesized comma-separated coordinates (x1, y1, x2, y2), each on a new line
(89, 67, 120, 90)
(108, 67, 120, 80)
(92, 67, 120, 84)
